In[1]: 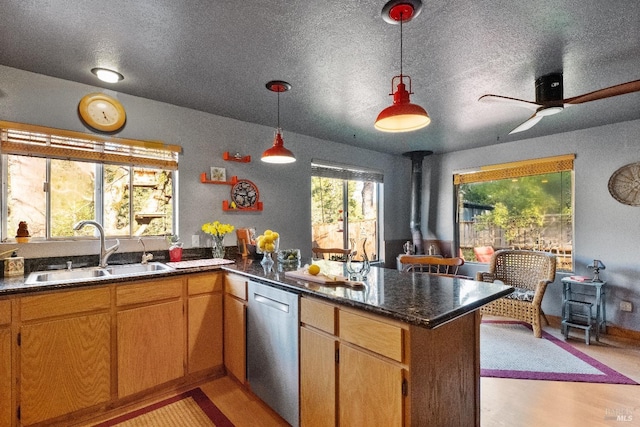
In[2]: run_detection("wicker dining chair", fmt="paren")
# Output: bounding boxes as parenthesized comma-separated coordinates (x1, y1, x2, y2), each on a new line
(476, 249, 557, 338)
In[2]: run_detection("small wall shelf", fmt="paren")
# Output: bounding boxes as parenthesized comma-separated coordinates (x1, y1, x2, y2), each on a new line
(223, 200, 263, 211)
(223, 151, 251, 163)
(200, 172, 238, 185)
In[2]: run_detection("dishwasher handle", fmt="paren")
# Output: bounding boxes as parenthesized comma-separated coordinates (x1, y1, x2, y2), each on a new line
(254, 292, 290, 313)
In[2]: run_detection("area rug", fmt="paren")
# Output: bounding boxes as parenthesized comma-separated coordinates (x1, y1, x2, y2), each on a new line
(480, 320, 637, 384)
(94, 388, 234, 427)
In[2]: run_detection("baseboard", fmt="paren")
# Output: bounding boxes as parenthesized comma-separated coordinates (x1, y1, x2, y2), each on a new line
(547, 315, 640, 343)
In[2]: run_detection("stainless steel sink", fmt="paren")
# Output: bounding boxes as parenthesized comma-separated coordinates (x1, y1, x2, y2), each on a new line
(25, 267, 110, 284)
(25, 262, 174, 285)
(107, 262, 173, 276)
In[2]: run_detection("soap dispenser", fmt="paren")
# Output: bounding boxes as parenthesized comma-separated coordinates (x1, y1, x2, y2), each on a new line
(4, 251, 24, 277)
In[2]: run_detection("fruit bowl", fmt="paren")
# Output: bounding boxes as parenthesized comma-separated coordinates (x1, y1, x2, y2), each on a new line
(277, 249, 301, 264)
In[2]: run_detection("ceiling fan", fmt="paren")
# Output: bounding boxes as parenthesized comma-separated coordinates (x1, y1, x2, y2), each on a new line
(479, 73, 640, 134)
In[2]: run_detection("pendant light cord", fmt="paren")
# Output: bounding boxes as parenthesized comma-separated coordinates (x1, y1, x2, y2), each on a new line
(277, 90, 281, 128)
(399, 11, 403, 77)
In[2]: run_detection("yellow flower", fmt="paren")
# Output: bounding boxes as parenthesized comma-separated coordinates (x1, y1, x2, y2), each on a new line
(202, 221, 235, 238)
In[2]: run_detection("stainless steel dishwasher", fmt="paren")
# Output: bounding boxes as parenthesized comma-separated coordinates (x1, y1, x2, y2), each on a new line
(247, 280, 299, 427)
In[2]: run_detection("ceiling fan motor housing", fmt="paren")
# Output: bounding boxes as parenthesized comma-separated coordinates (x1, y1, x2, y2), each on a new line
(535, 73, 564, 106)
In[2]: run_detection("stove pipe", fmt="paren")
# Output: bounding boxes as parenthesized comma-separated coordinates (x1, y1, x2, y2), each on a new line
(402, 150, 433, 255)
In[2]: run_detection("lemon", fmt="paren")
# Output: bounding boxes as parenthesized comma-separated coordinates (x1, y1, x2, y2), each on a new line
(272, 232, 279, 239)
(265, 242, 275, 252)
(308, 264, 320, 275)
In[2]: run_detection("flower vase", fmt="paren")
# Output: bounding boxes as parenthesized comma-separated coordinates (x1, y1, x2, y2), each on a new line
(211, 235, 225, 259)
(258, 237, 279, 270)
(260, 251, 274, 269)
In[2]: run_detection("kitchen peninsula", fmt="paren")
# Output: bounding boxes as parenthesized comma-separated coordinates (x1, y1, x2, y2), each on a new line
(225, 259, 513, 426)
(0, 258, 512, 426)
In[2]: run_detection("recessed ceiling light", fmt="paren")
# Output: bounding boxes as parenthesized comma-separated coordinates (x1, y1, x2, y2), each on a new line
(91, 68, 124, 83)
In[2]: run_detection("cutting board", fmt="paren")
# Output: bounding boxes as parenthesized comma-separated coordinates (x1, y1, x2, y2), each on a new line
(284, 269, 365, 288)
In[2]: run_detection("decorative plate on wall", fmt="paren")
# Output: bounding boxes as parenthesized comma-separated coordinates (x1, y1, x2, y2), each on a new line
(608, 162, 640, 206)
(231, 179, 259, 208)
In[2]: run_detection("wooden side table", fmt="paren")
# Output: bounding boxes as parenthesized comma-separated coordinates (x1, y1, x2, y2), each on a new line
(561, 277, 607, 344)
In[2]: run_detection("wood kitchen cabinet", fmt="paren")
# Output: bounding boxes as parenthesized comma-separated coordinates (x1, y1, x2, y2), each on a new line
(19, 287, 111, 426)
(300, 296, 408, 426)
(301, 295, 480, 426)
(187, 272, 224, 373)
(116, 277, 184, 398)
(1, 270, 228, 426)
(0, 299, 12, 427)
(338, 344, 404, 425)
(338, 309, 406, 426)
(300, 297, 337, 427)
(224, 272, 248, 383)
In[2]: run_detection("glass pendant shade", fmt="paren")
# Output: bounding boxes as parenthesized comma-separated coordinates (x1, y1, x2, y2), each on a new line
(261, 129, 296, 164)
(375, 77, 430, 132)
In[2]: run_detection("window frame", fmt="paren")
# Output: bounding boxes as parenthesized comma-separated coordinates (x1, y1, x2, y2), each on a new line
(453, 154, 575, 270)
(311, 160, 383, 262)
(1, 120, 180, 241)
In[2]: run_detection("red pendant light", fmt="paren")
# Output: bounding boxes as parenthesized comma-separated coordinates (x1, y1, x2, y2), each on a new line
(262, 80, 296, 164)
(375, 0, 430, 133)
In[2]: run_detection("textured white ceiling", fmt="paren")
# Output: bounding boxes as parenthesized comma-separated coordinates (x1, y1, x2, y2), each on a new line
(0, 0, 639, 155)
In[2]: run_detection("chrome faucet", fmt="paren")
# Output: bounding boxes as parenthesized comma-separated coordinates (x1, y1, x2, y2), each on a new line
(138, 238, 154, 264)
(73, 220, 120, 268)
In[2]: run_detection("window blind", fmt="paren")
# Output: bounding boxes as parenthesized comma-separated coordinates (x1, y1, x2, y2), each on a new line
(0, 120, 181, 170)
(453, 154, 575, 185)
(311, 159, 384, 183)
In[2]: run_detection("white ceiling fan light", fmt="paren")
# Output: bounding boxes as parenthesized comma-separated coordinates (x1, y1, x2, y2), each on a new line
(508, 105, 564, 134)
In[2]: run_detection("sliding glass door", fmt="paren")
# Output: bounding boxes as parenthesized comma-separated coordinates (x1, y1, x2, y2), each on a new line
(311, 161, 382, 262)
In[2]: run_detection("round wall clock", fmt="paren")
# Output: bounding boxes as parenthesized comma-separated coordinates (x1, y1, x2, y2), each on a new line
(78, 93, 126, 132)
(608, 162, 640, 206)
(231, 180, 259, 209)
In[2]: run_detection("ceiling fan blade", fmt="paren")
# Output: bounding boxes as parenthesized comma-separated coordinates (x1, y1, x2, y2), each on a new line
(478, 94, 541, 110)
(564, 79, 640, 104)
(509, 114, 543, 134)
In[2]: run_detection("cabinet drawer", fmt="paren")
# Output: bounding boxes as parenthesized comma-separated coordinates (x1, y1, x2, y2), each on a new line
(21, 287, 110, 321)
(116, 278, 183, 307)
(188, 273, 223, 295)
(339, 310, 404, 362)
(301, 297, 335, 335)
(225, 273, 247, 300)
(0, 299, 10, 326)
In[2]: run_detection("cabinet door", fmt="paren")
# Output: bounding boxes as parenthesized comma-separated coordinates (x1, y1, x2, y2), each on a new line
(338, 345, 404, 426)
(223, 294, 246, 383)
(188, 293, 223, 373)
(117, 300, 184, 397)
(300, 327, 336, 427)
(0, 327, 11, 426)
(20, 313, 111, 426)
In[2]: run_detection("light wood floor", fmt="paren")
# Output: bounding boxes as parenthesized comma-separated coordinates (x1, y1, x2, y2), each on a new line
(84, 318, 640, 427)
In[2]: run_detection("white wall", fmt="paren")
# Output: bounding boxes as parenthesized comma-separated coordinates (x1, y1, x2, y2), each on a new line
(0, 65, 411, 260)
(425, 119, 640, 331)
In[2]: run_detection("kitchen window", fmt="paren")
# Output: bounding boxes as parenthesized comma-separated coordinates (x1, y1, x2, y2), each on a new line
(454, 154, 574, 271)
(311, 160, 382, 262)
(0, 121, 180, 241)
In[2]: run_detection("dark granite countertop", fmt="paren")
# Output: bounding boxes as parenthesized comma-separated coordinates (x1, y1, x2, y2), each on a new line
(0, 256, 513, 330)
(224, 258, 513, 329)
